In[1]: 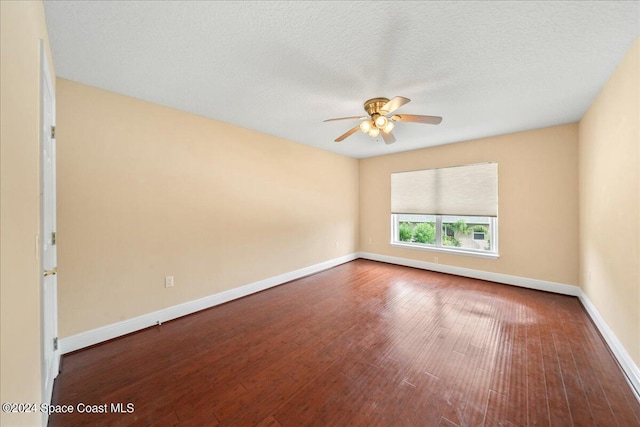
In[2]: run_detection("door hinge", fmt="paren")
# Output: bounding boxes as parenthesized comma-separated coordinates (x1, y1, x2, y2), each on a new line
(51, 232, 56, 245)
(53, 337, 59, 351)
(51, 125, 56, 139)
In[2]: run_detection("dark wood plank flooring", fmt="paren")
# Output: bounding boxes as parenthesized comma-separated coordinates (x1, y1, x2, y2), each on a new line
(49, 260, 640, 426)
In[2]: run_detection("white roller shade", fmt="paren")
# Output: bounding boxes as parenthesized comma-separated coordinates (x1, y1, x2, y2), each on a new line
(391, 163, 498, 216)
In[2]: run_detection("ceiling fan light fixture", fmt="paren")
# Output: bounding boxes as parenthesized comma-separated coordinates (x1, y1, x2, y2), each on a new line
(360, 120, 372, 133)
(324, 96, 442, 143)
(375, 115, 388, 128)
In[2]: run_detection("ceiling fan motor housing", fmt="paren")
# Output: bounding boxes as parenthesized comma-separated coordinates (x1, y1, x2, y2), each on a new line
(364, 98, 390, 116)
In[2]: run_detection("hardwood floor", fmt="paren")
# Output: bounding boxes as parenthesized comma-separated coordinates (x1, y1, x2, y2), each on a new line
(49, 260, 640, 426)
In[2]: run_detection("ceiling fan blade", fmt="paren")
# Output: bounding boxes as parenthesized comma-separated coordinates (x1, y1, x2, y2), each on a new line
(393, 114, 442, 125)
(381, 130, 396, 145)
(380, 96, 410, 114)
(323, 116, 367, 122)
(335, 125, 361, 142)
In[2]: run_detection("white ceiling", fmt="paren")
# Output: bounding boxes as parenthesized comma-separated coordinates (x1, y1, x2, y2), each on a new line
(44, 1, 639, 159)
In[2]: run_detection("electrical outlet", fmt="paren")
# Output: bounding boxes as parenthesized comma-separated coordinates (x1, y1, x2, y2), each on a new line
(368, 237, 373, 244)
(434, 257, 439, 264)
(335, 241, 339, 248)
(165, 276, 174, 288)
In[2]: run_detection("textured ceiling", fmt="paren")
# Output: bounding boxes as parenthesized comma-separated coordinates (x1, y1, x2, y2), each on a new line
(44, 1, 639, 159)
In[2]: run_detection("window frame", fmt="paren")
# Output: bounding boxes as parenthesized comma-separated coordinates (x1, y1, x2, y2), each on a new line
(473, 231, 486, 241)
(390, 214, 499, 259)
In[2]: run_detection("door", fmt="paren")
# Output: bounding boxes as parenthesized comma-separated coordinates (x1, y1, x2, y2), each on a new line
(40, 40, 59, 408)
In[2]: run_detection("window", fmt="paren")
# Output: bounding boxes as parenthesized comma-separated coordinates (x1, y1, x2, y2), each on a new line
(445, 225, 454, 238)
(391, 163, 498, 257)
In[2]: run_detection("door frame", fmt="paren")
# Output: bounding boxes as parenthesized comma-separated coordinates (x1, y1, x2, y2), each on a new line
(40, 39, 59, 420)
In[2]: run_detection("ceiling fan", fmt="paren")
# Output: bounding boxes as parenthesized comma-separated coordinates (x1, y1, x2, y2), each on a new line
(324, 96, 442, 145)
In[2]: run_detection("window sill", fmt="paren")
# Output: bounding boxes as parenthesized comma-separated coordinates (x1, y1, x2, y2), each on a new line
(390, 242, 500, 259)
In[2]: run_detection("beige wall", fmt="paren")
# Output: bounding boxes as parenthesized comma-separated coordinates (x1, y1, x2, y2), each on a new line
(579, 38, 639, 366)
(0, 1, 55, 426)
(56, 79, 359, 337)
(360, 124, 579, 286)
(2, 3, 635, 414)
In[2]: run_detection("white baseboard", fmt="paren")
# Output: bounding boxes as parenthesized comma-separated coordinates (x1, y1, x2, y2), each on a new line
(358, 252, 581, 296)
(578, 293, 640, 401)
(358, 251, 639, 401)
(60, 253, 358, 354)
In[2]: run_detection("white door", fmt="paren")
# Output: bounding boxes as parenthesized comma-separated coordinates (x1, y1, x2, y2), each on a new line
(40, 40, 59, 409)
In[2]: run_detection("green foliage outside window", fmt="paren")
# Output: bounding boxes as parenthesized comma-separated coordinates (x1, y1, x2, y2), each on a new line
(442, 235, 461, 247)
(446, 220, 473, 236)
(398, 221, 436, 245)
(399, 223, 413, 242)
(412, 222, 436, 244)
(472, 225, 489, 234)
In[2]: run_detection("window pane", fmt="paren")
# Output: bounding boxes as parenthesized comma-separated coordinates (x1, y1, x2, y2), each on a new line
(397, 214, 436, 246)
(393, 214, 496, 255)
(442, 216, 492, 251)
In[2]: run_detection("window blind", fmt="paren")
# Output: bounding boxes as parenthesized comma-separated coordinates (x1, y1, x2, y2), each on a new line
(391, 162, 498, 217)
